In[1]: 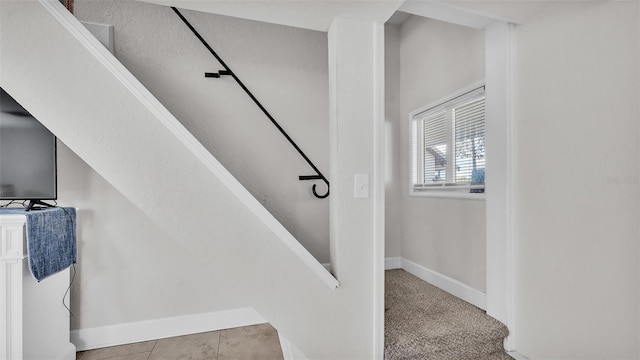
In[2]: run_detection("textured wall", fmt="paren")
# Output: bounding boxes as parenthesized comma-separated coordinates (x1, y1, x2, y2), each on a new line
(75, 0, 331, 264)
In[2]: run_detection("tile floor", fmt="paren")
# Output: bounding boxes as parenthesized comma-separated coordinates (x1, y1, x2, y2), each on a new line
(76, 323, 284, 360)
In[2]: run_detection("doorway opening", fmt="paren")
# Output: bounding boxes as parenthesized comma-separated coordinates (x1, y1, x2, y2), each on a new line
(382, 3, 516, 357)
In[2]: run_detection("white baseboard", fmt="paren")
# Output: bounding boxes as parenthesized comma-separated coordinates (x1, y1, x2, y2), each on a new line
(278, 334, 308, 360)
(400, 258, 487, 310)
(323, 258, 403, 271)
(71, 307, 266, 351)
(324, 257, 402, 272)
(71, 259, 486, 354)
(385, 257, 402, 269)
(507, 351, 529, 360)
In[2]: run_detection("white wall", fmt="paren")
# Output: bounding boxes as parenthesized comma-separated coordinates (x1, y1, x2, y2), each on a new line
(75, 0, 331, 263)
(512, 2, 639, 358)
(328, 18, 386, 357)
(387, 15, 486, 291)
(384, 24, 402, 258)
(445, 1, 640, 357)
(57, 143, 248, 330)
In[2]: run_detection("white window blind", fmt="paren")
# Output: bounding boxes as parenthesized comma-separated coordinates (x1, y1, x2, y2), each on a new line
(411, 85, 485, 194)
(422, 111, 447, 184)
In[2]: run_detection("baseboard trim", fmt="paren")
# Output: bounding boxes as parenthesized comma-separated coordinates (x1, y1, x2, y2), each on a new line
(400, 258, 487, 310)
(71, 307, 266, 351)
(506, 351, 529, 360)
(385, 257, 402, 269)
(71, 260, 486, 353)
(323, 257, 402, 272)
(278, 334, 308, 360)
(279, 334, 295, 360)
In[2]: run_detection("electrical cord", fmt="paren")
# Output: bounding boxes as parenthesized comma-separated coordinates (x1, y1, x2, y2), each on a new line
(57, 203, 76, 318)
(63, 263, 76, 318)
(0, 200, 19, 208)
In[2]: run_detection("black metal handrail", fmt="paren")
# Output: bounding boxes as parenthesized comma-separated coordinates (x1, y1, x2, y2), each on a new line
(171, 7, 329, 199)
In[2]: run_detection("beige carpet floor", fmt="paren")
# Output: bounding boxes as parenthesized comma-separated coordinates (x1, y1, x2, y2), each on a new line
(385, 269, 512, 360)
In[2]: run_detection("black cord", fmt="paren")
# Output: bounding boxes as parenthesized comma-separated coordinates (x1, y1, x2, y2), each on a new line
(63, 263, 76, 318)
(51, 203, 77, 319)
(0, 200, 60, 209)
(57, 204, 75, 224)
(0, 200, 18, 208)
(59, 205, 76, 318)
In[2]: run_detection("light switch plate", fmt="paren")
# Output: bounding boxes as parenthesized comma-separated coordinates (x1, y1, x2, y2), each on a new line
(354, 174, 369, 198)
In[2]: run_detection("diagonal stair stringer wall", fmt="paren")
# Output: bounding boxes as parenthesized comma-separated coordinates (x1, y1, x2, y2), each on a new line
(0, 1, 377, 358)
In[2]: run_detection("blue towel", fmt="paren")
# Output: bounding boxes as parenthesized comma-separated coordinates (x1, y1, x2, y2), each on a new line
(0, 207, 76, 281)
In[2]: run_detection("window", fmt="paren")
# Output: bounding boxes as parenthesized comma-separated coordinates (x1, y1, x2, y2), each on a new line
(411, 85, 485, 195)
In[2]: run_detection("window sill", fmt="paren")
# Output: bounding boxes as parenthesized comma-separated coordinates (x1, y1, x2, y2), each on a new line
(409, 191, 486, 201)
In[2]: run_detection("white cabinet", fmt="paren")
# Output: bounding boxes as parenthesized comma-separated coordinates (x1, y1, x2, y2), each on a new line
(0, 214, 76, 360)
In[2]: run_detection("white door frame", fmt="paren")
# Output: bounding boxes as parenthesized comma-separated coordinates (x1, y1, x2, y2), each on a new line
(484, 20, 517, 350)
(396, 1, 518, 350)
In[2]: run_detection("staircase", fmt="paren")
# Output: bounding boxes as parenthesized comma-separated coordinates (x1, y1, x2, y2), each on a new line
(0, 1, 376, 358)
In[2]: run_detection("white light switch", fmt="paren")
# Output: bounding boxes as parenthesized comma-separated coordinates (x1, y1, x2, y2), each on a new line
(354, 174, 369, 198)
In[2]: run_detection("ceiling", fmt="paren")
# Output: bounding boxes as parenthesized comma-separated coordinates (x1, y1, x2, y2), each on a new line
(137, 1, 528, 34)
(386, 11, 411, 25)
(139, 0, 405, 32)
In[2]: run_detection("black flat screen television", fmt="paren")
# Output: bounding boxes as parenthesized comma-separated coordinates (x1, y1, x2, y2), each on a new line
(0, 87, 57, 210)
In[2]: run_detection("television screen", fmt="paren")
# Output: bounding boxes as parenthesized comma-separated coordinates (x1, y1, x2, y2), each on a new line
(0, 87, 57, 202)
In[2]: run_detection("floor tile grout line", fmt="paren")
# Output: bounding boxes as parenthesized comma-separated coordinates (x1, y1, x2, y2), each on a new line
(89, 340, 157, 360)
(146, 339, 157, 360)
(77, 324, 284, 360)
